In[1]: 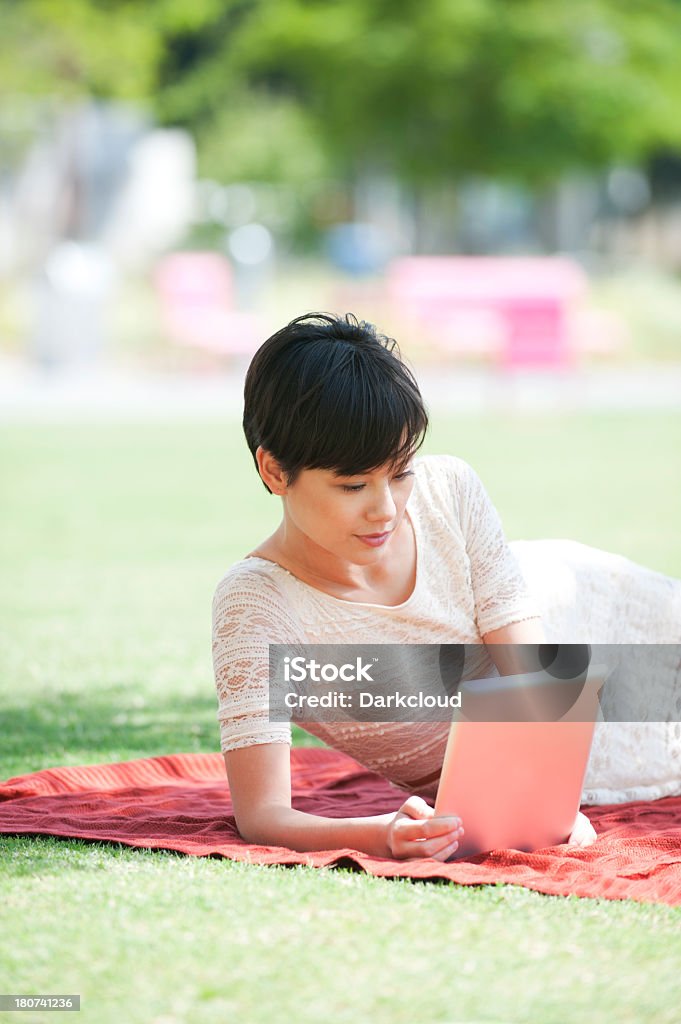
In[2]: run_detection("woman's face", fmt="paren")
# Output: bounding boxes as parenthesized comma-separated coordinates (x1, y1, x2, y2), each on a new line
(281, 459, 416, 566)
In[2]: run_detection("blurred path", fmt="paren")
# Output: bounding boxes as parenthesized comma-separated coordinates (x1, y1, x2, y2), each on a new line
(1, 356, 681, 421)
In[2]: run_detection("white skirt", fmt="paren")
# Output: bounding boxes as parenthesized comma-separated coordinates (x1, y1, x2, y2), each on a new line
(510, 539, 681, 804)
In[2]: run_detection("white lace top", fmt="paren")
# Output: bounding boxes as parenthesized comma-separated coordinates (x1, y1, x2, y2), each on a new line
(212, 454, 681, 805)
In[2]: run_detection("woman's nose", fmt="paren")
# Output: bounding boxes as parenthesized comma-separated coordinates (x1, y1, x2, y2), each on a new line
(367, 485, 397, 522)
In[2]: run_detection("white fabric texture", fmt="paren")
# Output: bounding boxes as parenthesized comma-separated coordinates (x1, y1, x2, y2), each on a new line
(212, 454, 681, 805)
(511, 539, 681, 804)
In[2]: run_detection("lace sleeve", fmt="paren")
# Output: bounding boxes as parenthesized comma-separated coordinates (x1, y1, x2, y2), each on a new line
(455, 459, 541, 635)
(211, 564, 304, 753)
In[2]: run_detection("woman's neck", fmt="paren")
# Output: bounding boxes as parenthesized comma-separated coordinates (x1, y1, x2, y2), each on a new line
(248, 514, 416, 605)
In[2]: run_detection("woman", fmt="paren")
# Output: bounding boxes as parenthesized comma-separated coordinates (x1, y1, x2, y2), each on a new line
(212, 313, 681, 861)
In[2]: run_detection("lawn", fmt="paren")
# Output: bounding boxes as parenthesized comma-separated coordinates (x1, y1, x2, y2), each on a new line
(1, 413, 680, 1024)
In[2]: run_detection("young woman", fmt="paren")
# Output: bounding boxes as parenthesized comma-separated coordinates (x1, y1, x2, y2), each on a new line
(212, 313, 681, 861)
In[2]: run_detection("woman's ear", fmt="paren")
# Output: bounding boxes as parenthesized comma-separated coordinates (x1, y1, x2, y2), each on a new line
(255, 446, 289, 495)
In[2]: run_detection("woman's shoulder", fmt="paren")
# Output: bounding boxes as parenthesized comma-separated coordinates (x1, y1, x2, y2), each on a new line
(212, 556, 307, 643)
(212, 557, 291, 621)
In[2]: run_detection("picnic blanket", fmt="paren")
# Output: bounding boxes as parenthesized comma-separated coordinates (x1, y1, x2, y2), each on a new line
(1, 748, 680, 906)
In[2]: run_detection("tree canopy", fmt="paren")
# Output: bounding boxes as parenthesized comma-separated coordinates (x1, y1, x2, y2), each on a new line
(3, 0, 681, 186)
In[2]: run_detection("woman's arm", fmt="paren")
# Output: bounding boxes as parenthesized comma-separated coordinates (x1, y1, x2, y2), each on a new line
(214, 575, 463, 860)
(224, 743, 464, 860)
(483, 619, 598, 849)
(482, 618, 546, 675)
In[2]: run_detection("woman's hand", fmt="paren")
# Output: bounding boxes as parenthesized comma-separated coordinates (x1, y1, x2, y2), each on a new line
(386, 795, 464, 861)
(567, 811, 597, 848)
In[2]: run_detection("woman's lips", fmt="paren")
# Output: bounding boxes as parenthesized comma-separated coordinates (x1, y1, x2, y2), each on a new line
(356, 531, 392, 547)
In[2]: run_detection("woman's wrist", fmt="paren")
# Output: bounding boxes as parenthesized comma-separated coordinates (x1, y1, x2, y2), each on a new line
(243, 804, 394, 858)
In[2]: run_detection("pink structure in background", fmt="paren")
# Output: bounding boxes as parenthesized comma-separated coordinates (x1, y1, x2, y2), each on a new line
(387, 257, 589, 368)
(154, 252, 262, 357)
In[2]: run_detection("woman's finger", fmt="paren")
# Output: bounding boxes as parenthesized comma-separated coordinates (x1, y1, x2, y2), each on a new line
(394, 815, 462, 843)
(397, 795, 435, 820)
(568, 811, 597, 847)
(403, 831, 461, 860)
(432, 837, 462, 863)
(576, 825, 597, 847)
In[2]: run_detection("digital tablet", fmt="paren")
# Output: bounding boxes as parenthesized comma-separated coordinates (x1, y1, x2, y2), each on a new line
(434, 663, 607, 859)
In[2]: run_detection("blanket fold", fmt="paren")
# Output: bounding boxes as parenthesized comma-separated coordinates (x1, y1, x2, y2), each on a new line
(1, 748, 680, 905)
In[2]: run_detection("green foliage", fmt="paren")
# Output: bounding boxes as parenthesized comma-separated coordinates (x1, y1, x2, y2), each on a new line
(234, 0, 681, 182)
(0, 0, 162, 100)
(194, 91, 329, 185)
(2, 0, 681, 185)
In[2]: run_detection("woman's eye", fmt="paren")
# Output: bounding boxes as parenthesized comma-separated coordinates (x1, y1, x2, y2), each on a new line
(340, 470, 413, 492)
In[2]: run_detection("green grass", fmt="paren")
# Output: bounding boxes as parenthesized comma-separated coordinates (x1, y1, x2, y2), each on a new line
(2, 842, 680, 1024)
(1, 414, 680, 1024)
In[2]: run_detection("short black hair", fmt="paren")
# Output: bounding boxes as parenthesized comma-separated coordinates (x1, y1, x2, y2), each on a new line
(243, 312, 429, 492)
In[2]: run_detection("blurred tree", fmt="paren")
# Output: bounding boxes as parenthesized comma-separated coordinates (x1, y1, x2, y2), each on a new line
(2, 0, 681, 188)
(0, 0, 163, 101)
(0, 0, 329, 185)
(232, 0, 681, 184)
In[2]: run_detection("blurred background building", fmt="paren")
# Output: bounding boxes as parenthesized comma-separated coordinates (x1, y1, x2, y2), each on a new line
(1, 0, 681, 397)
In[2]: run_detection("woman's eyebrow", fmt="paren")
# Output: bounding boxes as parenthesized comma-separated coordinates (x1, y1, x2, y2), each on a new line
(331, 462, 413, 479)
(390, 454, 415, 473)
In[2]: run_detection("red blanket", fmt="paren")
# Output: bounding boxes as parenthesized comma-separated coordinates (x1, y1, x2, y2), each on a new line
(1, 748, 680, 906)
